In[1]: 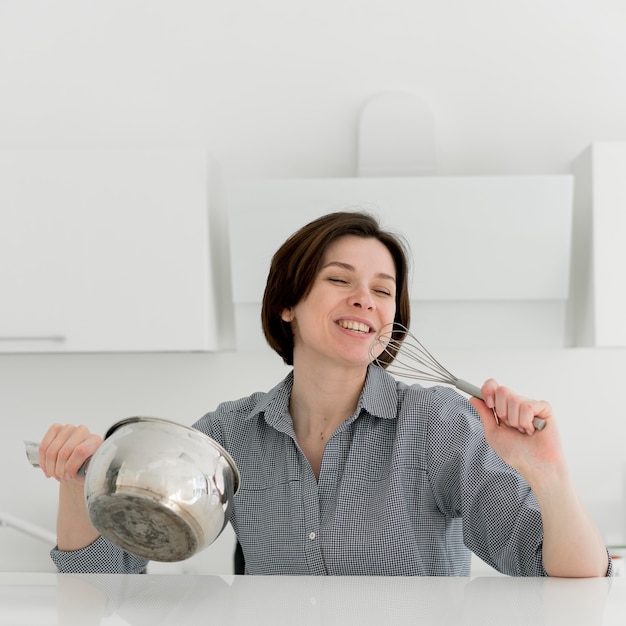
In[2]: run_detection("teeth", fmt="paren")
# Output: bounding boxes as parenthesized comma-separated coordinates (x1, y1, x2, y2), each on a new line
(338, 320, 370, 333)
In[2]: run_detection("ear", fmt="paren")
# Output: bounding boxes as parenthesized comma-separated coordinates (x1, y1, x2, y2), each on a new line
(281, 308, 294, 322)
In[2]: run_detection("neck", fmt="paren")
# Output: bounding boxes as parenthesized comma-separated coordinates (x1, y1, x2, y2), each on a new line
(289, 362, 367, 439)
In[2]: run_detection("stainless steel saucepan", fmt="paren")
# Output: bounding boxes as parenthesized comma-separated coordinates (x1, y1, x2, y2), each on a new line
(26, 416, 240, 562)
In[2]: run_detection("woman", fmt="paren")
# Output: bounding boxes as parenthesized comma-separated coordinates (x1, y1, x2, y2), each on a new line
(38, 211, 610, 576)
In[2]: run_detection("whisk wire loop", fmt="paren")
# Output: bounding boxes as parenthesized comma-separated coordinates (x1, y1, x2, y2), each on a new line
(370, 323, 456, 385)
(369, 322, 546, 431)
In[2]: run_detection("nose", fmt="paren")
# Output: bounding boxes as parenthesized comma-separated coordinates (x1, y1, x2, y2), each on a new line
(349, 287, 375, 310)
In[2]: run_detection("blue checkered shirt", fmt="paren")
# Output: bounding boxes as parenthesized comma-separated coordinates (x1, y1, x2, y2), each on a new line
(52, 366, 549, 576)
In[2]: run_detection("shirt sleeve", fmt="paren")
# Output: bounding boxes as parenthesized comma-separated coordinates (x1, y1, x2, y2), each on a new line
(50, 536, 149, 574)
(424, 388, 548, 576)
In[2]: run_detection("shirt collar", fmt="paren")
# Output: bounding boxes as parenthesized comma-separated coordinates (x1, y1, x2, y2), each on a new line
(246, 365, 400, 432)
(358, 364, 401, 420)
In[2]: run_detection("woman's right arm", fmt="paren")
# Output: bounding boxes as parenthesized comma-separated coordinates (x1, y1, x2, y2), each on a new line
(40, 423, 150, 574)
(39, 423, 103, 550)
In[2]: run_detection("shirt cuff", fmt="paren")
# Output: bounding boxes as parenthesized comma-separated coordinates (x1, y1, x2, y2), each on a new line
(50, 535, 149, 574)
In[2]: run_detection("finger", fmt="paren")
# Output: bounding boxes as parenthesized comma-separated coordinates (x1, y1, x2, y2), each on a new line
(523, 400, 552, 433)
(518, 401, 536, 436)
(480, 378, 499, 409)
(54, 426, 100, 481)
(469, 396, 499, 433)
(493, 385, 513, 427)
(38, 423, 66, 478)
(506, 394, 524, 432)
(39, 424, 94, 481)
(66, 433, 103, 479)
(49, 425, 81, 480)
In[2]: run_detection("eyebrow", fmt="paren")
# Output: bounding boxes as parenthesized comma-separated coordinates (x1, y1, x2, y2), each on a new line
(322, 261, 396, 283)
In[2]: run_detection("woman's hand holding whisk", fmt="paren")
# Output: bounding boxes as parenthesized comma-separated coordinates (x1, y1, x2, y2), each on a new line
(469, 379, 566, 482)
(480, 378, 551, 436)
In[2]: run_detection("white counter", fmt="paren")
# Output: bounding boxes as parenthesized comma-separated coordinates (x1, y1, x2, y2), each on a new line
(0, 572, 624, 625)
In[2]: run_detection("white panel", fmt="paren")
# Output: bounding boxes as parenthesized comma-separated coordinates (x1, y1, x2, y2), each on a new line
(593, 144, 626, 346)
(227, 176, 572, 350)
(569, 143, 626, 347)
(567, 148, 595, 347)
(0, 149, 217, 352)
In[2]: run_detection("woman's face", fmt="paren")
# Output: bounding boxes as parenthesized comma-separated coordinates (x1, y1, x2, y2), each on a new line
(282, 235, 397, 369)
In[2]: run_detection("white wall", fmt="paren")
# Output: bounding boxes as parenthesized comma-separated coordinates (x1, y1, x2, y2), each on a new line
(2, 1, 626, 177)
(2, 0, 626, 572)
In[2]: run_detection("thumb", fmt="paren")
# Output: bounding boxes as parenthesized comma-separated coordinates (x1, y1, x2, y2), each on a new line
(469, 396, 500, 435)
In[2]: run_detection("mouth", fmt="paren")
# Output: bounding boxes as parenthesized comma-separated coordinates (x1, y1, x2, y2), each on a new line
(337, 320, 372, 335)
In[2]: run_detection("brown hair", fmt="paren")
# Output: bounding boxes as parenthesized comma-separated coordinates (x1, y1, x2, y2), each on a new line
(261, 211, 411, 366)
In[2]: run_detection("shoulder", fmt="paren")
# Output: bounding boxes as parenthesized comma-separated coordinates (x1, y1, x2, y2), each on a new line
(394, 381, 486, 464)
(396, 378, 478, 424)
(364, 365, 480, 429)
(192, 390, 271, 436)
(191, 373, 292, 440)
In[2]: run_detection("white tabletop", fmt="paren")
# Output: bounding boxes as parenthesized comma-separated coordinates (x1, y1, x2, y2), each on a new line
(0, 572, 624, 625)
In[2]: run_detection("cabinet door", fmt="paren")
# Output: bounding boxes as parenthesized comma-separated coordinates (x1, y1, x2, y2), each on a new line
(0, 149, 218, 352)
(227, 176, 573, 350)
(570, 143, 626, 347)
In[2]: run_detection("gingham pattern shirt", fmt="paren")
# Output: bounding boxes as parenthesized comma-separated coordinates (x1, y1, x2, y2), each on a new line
(52, 366, 549, 576)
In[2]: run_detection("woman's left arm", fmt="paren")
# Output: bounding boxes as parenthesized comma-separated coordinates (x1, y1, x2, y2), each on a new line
(470, 379, 610, 578)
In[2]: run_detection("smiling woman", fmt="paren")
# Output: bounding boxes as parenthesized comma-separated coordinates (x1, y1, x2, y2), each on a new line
(261, 211, 411, 367)
(281, 236, 399, 371)
(37, 210, 611, 579)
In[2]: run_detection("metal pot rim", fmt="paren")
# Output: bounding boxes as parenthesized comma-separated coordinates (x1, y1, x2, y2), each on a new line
(104, 416, 241, 494)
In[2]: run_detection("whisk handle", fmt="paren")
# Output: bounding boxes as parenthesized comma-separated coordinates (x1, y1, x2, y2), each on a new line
(454, 379, 547, 431)
(455, 379, 484, 399)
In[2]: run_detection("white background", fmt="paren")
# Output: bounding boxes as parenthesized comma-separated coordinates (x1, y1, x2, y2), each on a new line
(1, 0, 626, 573)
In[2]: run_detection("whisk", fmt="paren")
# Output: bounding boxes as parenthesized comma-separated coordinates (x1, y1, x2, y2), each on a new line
(369, 323, 546, 431)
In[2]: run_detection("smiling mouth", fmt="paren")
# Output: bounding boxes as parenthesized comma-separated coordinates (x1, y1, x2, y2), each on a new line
(337, 320, 371, 334)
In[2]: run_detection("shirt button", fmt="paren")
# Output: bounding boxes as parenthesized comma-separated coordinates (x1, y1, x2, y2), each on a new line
(308, 531, 316, 540)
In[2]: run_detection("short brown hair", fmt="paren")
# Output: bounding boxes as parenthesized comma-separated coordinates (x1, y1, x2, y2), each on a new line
(261, 211, 411, 366)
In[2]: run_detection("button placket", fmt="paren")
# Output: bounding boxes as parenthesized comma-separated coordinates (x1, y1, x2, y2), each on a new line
(301, 460, 325, 574)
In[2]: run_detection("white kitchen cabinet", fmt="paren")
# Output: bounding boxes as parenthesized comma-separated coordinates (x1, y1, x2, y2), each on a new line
(568, 142, 626, 347)
(0, 149, 219, 352)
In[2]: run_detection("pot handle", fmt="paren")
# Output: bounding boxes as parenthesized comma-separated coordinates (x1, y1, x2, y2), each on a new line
(24, 440, 90, 476)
